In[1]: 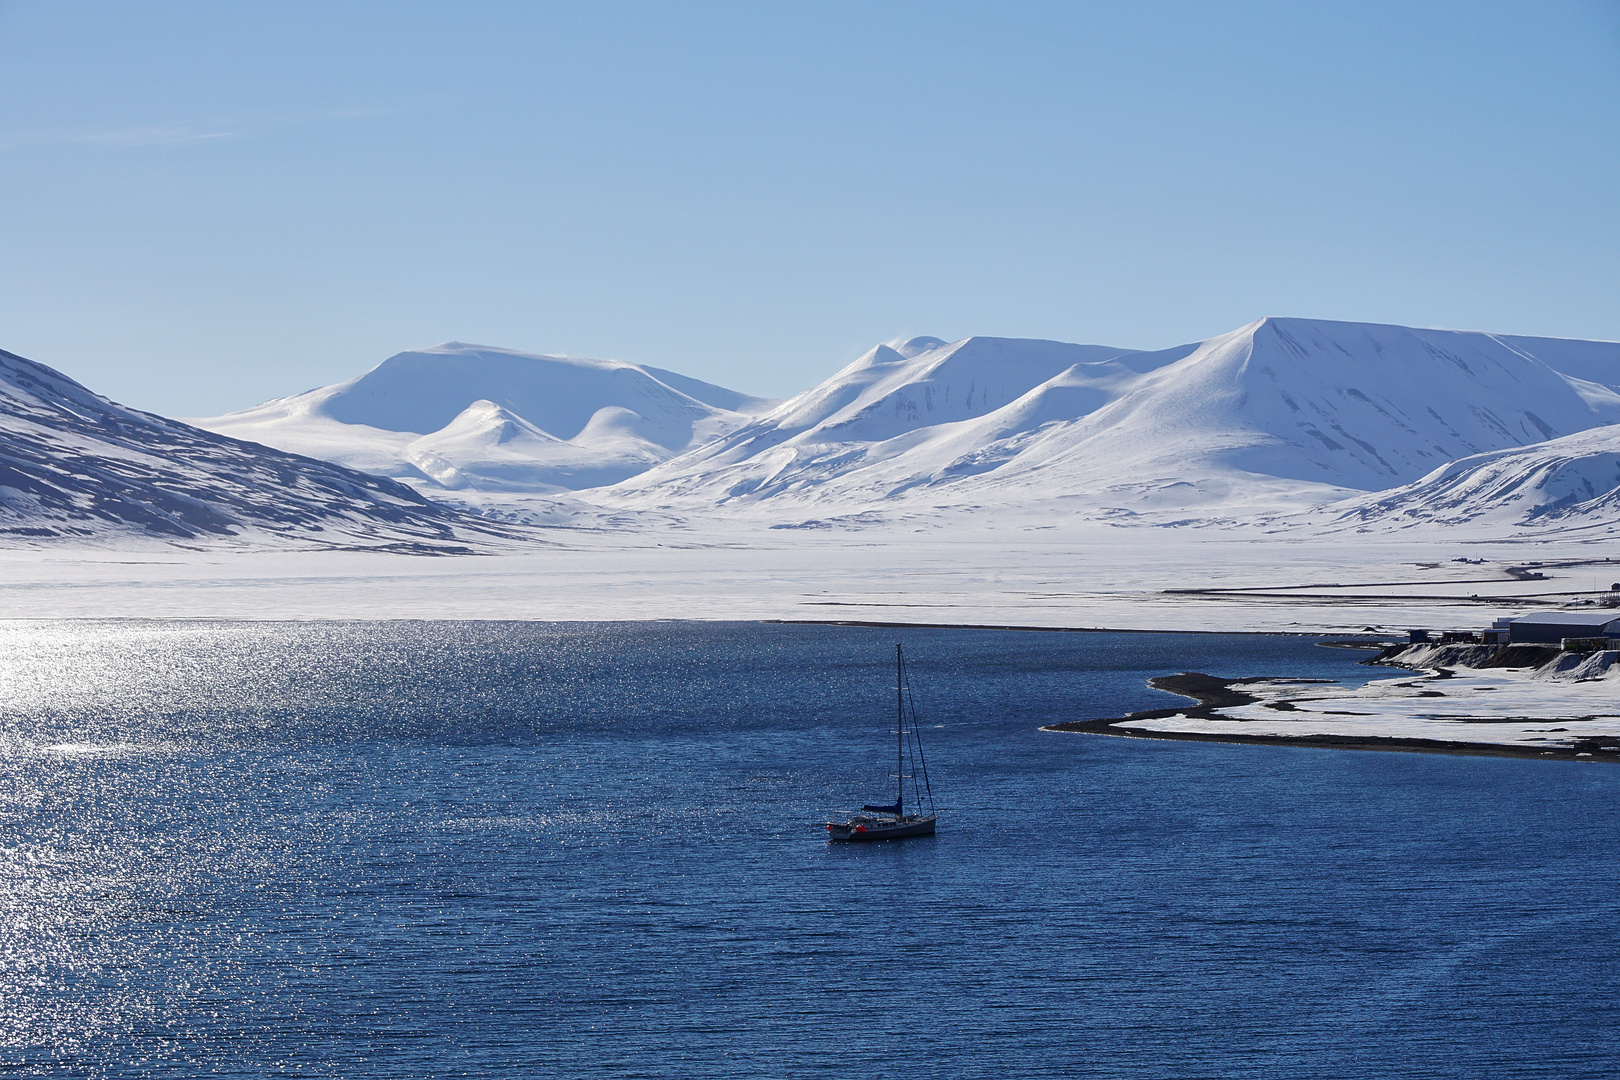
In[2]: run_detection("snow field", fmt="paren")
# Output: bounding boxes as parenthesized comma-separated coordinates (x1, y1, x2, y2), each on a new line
(1123, 654, 1620, 751)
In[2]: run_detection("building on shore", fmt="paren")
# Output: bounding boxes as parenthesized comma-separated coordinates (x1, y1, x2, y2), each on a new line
(1505, 611, 1620, 645)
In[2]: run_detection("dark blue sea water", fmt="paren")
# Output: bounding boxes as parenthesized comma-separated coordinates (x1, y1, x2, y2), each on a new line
(0, 620, 1616, 1078)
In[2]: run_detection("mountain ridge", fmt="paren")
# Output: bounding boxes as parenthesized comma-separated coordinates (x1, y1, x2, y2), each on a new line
(1330, 423, 1620, 532)
(603, 317, 1620, 517)
(192, 342, 778, 493)
(0, 346, 513, 548)
(19, 316, 1620, 545)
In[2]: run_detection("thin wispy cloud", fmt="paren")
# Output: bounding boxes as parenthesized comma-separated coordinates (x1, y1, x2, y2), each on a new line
(0, 107, 403, 151)
(74, 123, 241, 147)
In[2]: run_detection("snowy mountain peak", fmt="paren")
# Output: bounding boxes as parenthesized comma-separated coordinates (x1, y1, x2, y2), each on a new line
(886, 335, 950, 359)
(169, 319, 1620, 526)
(433, 399, 562, 446)
(191, 342, 778, 493)
(839, 343, 907, 375)
(605, 318, 1620, 516)
(19, 316, 1620, 544)
(320, 344, 659, 438)
(1049, 315, 1620, 494)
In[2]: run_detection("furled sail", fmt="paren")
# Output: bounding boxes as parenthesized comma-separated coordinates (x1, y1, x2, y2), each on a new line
(863, 800, 901, 814)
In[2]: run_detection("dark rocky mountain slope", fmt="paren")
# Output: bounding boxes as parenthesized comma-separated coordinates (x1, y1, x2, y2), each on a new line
(0, 347, 516, 550)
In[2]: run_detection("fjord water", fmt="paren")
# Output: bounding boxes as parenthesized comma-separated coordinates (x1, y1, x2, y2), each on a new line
(1, 622, 1615, 1078)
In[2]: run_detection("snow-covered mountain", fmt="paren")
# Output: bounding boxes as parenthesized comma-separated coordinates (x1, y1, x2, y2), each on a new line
(21, 318, 1620, 548)
(0, 346, 506, 548)
(191, 343, 777, 493)
(606, 319, 1620, 517)
(1332, 424, 1620, 530)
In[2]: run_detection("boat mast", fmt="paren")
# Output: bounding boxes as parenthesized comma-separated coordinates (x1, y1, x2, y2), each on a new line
(896, 643, 904, 814)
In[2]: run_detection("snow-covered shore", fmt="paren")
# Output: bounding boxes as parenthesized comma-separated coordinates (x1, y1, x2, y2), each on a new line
(1050, 639, 1620, 758)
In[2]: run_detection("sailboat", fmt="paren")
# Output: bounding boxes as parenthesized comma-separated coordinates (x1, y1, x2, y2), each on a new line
(826, 644, 938, 842)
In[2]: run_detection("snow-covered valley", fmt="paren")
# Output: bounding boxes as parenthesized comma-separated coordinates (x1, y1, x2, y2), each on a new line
(6, 316, 1620, 646)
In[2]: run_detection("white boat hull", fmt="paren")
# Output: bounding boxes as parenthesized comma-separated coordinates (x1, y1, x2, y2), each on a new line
(826, 814, 937, 842)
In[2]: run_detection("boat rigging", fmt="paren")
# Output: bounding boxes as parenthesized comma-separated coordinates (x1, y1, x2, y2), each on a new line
(826, 643, 938, 842)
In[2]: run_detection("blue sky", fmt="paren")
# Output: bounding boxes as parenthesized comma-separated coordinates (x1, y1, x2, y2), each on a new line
(0, 1, 1616, 415)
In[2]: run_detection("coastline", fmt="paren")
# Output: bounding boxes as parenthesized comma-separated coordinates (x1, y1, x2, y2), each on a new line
(765, 619, 1364, 637)
(1044, 671, 1620, 762)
